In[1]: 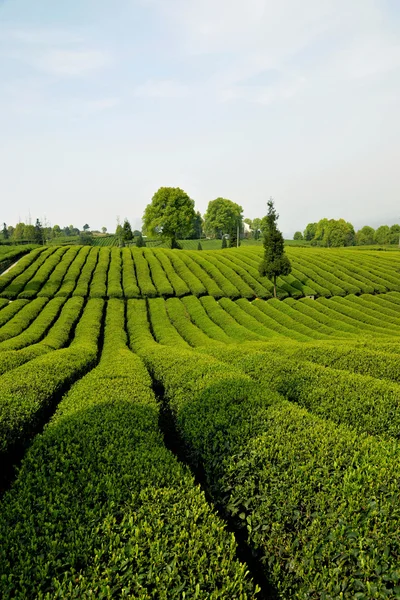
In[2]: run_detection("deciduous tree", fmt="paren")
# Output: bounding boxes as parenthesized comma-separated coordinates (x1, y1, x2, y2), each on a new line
(143, 187, 195, 248)
(204, 198, 243, 239)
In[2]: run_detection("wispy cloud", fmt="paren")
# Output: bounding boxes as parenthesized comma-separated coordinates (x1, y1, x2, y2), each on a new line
(141, 0, 400, 105)
(134, 79, 190, 99)
(31, 49, 111, 76)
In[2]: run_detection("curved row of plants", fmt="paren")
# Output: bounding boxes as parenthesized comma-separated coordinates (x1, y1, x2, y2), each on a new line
(0, 299, 256, 598)
(2, 245, 400, 300)
(128, 299, 400, 598)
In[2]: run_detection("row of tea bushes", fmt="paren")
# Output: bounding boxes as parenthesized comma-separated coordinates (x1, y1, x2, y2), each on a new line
(128, 300, 400, 598)
(0, 299, 256, 599)
(0, 297, 85, 376)
(0, 299, 103, 460)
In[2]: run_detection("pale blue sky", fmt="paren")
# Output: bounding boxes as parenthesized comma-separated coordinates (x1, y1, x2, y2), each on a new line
(1, 0, 400, 236)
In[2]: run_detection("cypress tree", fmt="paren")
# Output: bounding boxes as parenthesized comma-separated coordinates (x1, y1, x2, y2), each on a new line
(259, 198, 291, 298)
(221, 236, 227, 249)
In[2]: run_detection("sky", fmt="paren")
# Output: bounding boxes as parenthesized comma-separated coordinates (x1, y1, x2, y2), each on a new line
(0, 0, 400, 237)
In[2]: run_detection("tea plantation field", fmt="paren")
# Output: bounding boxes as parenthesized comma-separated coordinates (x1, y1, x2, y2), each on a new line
(1, 245, 400, 599)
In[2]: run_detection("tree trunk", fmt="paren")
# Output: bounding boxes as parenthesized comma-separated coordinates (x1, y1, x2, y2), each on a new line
(273, 275, 277, 298)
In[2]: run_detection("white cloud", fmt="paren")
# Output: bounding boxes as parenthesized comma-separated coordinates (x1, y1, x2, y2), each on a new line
(141, 0, 400, 105)
(134, 79, 190, 98)
(31, 49, 111, 76)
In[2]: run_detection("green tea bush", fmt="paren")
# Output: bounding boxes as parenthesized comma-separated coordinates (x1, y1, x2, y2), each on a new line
(131, 249, 157, 297)
(181, 296, 234, 343)
(107, 247, 123, 298)
(143, 249, 174, 296)
(152, 248, 190, 296)
(127, 317, 400, 598)
(0, 298, 103, 458)
(55, 246, 91, 297)
(90, 247, 110, 298)
(147, 297, 190, 347)
(37, 246, 81, 297)
(0, 299, 257, 599)
(0, 300, 29, 328)
(166, 297, 221, 346)
(72, 247, 99, 296)
(165, 250, 206, 296)
(178, 252, 223, 297)
(121, 247, 141, 298)
(0, 297, 48, 343)
(17, 247, 68, 299)
(0, 248, 55, 299)
(0, 297, 85, 376)
(0, 297, 66, 351)
(0, 248, 46, 294)
(189, 252, 242, 298)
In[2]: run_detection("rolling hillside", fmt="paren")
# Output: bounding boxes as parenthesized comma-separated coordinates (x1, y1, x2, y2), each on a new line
(0, 245, 400, 598)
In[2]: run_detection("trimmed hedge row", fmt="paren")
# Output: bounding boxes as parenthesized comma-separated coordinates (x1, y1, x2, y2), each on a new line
(165, 250, 207, 296)
(152, 249, 190, 296)
(0, 300, 29, 328)
(181, 296, 234, 344)
(200, 296, 264, 342)
(55, 246, 91, 297)
(107, 247, 123, 298)
(0, 297, 67, 351)
(37, 246, 81, 297)
(0, 297, 85, 376)
(143, 248, 174, 296)
(235, 299, 308, 341)
(131, 249, 157, 297)
(0, 298, 103, 458)
(17, 247, 68, 299)
(90, 247, 110, 298)
(147, 298, 190, 348)
(0, 299, 257, 599)
(213, 252, 271, 298)
(0, 245, 39, 275)
(0, 248, 55, 298)
(189, 252, 243, 298)
(0, 248, 46, 294)
(0, 297, 49, 343)
(128, 307, 400, 598)
(73, 247, 99, 297)
(165, 297, 221, 347)
(121, 247, 140, 298)
(318, 296, 397, 336)
(178, 252, 223, 297)
(202, 345, 400, 439)
(6, 245, 400, 301)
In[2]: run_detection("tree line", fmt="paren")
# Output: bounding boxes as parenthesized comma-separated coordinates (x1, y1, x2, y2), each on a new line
(0, 221, 96, 245)
(294, 219, 400, 247)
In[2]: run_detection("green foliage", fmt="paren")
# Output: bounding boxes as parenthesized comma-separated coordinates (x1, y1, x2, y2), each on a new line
(89, 247, 110, 298)
(221, 236, 227, 249)
(0, 300, 256, 598)
(204, 198, 243, 238)
(122, 218, 133, 241)
(303, 222, 317, 241)
(143, 187, 196, 246)
(135, 231, 146, 247)
(197, 241, 202, 250)
(375, 224, 390, 244)
(293, 230, 303, 240)
(356, 225, 375, 245)
(259, 198, 291, 297)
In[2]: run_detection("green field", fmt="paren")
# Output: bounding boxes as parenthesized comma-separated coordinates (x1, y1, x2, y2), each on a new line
(1, 244, 400, 598)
